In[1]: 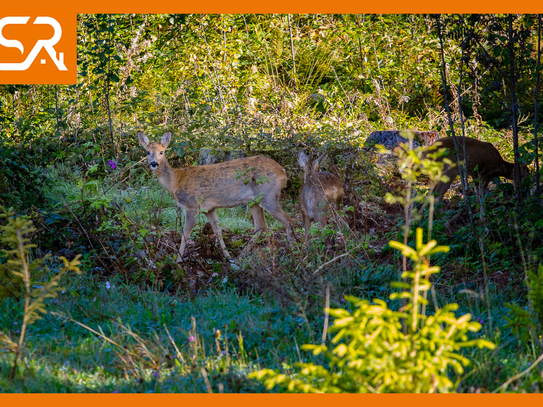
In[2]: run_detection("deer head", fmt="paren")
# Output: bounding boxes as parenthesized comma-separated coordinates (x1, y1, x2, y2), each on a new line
(298, 151, 328, 182)
(138, 131, 172, 171)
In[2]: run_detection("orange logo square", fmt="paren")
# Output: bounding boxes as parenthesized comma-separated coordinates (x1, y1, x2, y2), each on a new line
(0, 9, 76, 84)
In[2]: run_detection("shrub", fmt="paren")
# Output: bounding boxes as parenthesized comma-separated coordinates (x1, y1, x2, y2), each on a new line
(0, 207, 81, 378)
(250, 228, 495, 393)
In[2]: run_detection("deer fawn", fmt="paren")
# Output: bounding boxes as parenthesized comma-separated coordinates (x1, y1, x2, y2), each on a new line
(425, 136, 529, 199)
(138, 131, 294, 261)
(298, 151, 344, 241)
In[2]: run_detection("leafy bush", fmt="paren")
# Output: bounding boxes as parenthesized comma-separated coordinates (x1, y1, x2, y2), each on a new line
(0, 207, 81, 378)
(0, 143, 50, 210)
(250, 228, 495, 393)
(505, 263, 543, 350)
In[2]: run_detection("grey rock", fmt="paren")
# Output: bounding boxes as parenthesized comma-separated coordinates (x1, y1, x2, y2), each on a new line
(364, 130, 439, 151)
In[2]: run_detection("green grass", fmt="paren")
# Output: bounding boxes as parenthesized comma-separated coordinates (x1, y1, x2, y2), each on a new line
(0, 269, 306, 392)
(2, 159, 542, 393)
(42, 163, 289, 239)
(0, 254, 539, 392)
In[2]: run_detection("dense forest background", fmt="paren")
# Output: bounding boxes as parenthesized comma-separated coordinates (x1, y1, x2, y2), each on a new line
(1, 14, 543, 393)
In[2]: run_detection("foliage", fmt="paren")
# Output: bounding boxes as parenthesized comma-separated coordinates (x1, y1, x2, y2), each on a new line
(0, 13, 542, 393)
(505, 263, 543, 350)
(250, 228, 495, 393)
(377, 131, 453, 233)
(0, 143, 51, 209)
(0, 207, 81, 378)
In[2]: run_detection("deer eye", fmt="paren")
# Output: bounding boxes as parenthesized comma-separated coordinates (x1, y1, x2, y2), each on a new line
(160, 151, 163, 155)
(147, 151, 150, 155)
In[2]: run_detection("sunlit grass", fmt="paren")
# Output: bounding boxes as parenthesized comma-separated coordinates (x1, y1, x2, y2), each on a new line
(42, 163, 290, 240)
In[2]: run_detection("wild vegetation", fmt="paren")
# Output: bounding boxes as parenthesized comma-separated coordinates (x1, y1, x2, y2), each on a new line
(1, 13, 543, 392)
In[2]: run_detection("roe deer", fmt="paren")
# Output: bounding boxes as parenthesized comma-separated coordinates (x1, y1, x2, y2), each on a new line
(298, 151, 344, 241)
(424, 136, 529, 200)
(138, 131, 294, 261)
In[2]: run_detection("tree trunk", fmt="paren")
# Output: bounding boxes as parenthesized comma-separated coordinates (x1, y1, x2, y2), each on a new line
(435, 14, 475, 234)
(287, 14, 297, 88)
(509, 15, 523, 212)
(534, 15, 541, 198)
(55, 84, 60, 137)
(105, 14, 116, 161)
(355, 14, 366, 94)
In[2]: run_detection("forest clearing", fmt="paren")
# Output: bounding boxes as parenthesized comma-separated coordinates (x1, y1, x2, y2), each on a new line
(1, 14, 543, 393)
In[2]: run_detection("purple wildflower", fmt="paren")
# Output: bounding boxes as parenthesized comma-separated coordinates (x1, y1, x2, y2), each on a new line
(188, 335, 195, 342)
(108, 160, 117, 170)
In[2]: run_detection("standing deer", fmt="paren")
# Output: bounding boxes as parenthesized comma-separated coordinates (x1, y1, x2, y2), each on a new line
(298, 151, 344, 241)
(138, 131, 294, 261)
(424, 136, 529, 200)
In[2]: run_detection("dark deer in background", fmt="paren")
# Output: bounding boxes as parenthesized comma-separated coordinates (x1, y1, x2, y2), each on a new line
(424, 137, 529, 200)
(298, 151, 344, 241)
(138, 131, 294, 261)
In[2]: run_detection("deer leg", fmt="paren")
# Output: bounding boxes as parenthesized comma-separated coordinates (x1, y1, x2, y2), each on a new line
(302, 212, 311, 242)
(319, 214, 329, 229)
(205, 209, 230, 259)
(250, 205, 267, 234)
(317, 201, 329, 229)
(435, 168, 458, 201)
(237, 205, 268, 258)
(178, 209, 197, 263)
(481, 179, 491, 196)
(314, 211, 327, 231)
(261, 198, 294, 241)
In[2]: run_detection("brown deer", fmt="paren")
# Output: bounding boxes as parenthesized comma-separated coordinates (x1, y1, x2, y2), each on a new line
(298, 151, 344, 241)
(424, 136, 529, 199)
(138, 131, 294, 261)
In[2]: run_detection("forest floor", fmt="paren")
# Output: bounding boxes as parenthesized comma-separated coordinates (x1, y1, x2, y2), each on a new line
(0, 149, 540, 393)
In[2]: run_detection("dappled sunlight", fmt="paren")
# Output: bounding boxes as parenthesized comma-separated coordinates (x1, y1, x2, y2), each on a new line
(1, 13, 543, 393)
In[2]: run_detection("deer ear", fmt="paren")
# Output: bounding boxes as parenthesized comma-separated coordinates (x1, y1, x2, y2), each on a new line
(298, 151, 310, 169)
(313, 153, 328, 172)
(161, 131, 172, 148)
(137, 131, 149, 148)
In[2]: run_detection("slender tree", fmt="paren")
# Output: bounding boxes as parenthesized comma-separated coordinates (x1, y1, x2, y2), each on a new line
(508, 15, 523, 212)
(104, 14, 116, 161)
(287, 14, 297, 88)
(435, 14, 475, 234)
(534, 15, 541, 198)
(355, 14, 367, 93)
(55, 85, 60, 135)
